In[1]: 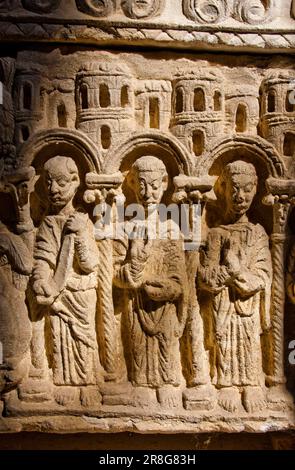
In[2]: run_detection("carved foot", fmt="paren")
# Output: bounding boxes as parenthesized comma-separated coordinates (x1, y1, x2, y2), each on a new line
(242, 386, 266, 413)
(218, 387, 240, 412)
(54, 386, 79, 406)
(157, 385, 182, 409)
(80, 387, 101, 408)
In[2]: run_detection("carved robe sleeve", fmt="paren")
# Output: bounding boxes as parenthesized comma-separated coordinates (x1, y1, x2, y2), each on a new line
(112, 236, 142, 289)
(0, 226, 32, 275)
(74, 217, 99, 274)
(233, 227, 272, 297)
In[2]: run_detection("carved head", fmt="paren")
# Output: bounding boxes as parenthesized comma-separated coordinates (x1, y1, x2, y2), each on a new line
(43, 156, 80, 209)
(221, 160, 257, 218)
(128, 156, 168, 207)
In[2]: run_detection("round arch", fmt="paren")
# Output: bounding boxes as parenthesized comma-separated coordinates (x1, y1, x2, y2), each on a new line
(18, 128, 102, 173)
(196, 135, 285, 178)
(103, 130, 194, 176)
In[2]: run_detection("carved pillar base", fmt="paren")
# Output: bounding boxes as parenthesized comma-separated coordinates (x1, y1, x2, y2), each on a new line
(183, 384, 217, 411)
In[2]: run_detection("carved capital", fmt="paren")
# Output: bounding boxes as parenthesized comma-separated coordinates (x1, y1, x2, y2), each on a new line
(84, 172, 124, 205)
(263, 178, 295, 234)
(172, 175, 217, 204)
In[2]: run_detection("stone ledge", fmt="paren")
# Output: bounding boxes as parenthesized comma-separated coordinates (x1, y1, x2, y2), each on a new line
(0, 20, 294, 53)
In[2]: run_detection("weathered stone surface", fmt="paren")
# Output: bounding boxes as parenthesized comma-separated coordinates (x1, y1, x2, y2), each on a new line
(0, 2, 294, 443)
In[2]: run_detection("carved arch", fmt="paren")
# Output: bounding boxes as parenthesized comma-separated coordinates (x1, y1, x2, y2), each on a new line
(18, 128, 102, 173)
(103, 130, 194, 175)
(196, 135, 285, 178)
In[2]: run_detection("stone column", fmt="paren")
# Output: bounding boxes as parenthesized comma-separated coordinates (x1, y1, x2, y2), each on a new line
(84, 172, 123, 382)
(172, 174, 217, 410)
(264, 177, 295, 409)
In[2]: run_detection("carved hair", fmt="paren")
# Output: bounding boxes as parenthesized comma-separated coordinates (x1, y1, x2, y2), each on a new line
(131, 155, 167, 176)
(127, 155, 168, 190)
(44, 156, 79, 181)
(222, 160, 257, 184)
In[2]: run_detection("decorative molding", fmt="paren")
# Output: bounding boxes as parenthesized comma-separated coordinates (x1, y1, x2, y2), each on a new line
(182, 0, 229, 24)
(21, 0, 61, 14)
(121, 0, 164, 19)
(75, 0, 115, 17)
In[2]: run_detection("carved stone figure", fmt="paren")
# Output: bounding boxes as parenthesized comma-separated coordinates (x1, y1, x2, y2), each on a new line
(0, 58, 15, 171)
(32, 156, 102, 407)
(121, 0, 163, 19)
(198, 161, 272, 412)
(113, 156, 188, 407)
(76, 0, 115, 17)
(21, 0, 61, 13)
(0, 166, 35, 398)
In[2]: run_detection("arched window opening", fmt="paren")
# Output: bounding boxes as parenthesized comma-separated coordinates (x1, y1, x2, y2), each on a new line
(192, 130, 204, 156)
(149, 97, 160, 129)
(57, 103, 67, 128)
(121, 85, 129, 107)
(175, 88, 184, 113)
(99, 84, 111, 108)
(286, 91, 295, 112)
(267, 91, 276, 113)
(213, 91, 222, 111)
(283, 133, 295, 157)
(23, 83, 32, 110)
(80, 84, 88, 110)
(235, 104, 247, 133)
(101, 125, 111, 150)
(194, 88, 205, 112)
(21, 125, 30, 142)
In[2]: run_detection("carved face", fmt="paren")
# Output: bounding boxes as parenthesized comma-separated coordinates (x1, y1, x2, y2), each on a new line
(225, 173, 257, 217)
(45, 166, 79, 209)
(133, 170, 167, 207)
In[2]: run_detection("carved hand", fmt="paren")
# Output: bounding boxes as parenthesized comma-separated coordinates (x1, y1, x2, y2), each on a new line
(130, 224, 149, 264)
(65, 213, 88, 236)
(144, 279, 180, 302)
(33, 279, 58, 305)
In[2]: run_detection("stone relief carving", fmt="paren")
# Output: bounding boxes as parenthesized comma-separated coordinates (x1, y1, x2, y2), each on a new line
(233, 0, 273, 25)
(0, 50, 294, 433)
(76, 0, 115, 17)
(182, 0, 229, 24)
(0, 58, 15, 171)
(112, 156, 188, 407)
(32, 156, 103, 407)
(182, 0, 274, 24)
(198, 161, 272, 413)
(0, 165, 36, 397)
(121, 0, 163, 19)
(21, 0, 61, 13)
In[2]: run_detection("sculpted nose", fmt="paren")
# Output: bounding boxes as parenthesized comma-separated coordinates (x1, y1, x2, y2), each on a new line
(51, 181, 59, 194)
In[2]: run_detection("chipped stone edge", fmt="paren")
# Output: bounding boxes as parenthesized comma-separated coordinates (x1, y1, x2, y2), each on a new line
(0, 21, 294, 53)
